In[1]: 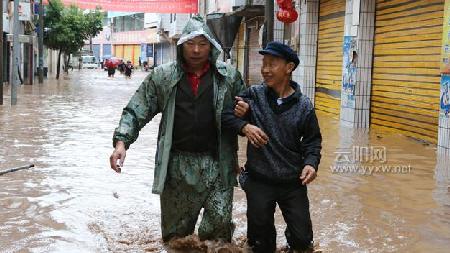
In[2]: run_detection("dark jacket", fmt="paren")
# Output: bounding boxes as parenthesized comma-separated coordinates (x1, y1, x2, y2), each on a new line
(222, 81, 322, 183)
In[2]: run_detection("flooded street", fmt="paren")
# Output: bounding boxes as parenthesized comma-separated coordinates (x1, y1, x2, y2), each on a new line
(1, 69, 450, 252)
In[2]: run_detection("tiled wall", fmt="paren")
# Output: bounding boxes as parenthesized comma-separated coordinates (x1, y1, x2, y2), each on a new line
(293, 0, 319, 104)
(247, 18, 265, 85)
(435, 148, 450, 189)
(438, 1, 450, 152)
(273, 1, 284, 42)
(438, 116, 450, 154)
(339, 0, 375, 128)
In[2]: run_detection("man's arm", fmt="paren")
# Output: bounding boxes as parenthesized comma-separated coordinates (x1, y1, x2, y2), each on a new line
(110, 140, 126, 173)
(222, 107, 268, 148)
(230, 69, 250, 118)
(299, 109, 322, 185)
(222, 68, 250, 136)
(301, 109, 322, 171)
(222, 87, 252, 136)
(222, 87, 269, 148)
(113, 75, 160, 148)
(231, 69, 246, 98)
(110, 75, 160, 172)
(231, 71, 250, 118)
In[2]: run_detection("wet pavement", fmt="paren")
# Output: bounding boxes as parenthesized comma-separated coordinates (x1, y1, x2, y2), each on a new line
(0, 69, 450, 253)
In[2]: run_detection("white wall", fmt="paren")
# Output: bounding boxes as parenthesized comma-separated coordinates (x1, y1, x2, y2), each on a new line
(169, 14, 190, 38)
(160, 14, 171, 32)
(144, 13, 161, 29)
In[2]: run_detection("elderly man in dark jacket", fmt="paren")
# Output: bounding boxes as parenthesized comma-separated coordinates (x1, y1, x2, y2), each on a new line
(223, 41, 322, 253)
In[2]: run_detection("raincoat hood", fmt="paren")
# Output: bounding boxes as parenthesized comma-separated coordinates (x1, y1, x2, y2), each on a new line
(176, 15, 223, 67)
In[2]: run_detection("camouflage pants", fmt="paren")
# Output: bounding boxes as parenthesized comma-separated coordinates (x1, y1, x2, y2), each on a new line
(160, 151, 233, 242)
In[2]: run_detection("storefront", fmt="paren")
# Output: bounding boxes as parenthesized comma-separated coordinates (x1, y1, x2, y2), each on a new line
(371, 0, 444, 143)
(315, 0, 346, 115)
(112, 29, 158, 66)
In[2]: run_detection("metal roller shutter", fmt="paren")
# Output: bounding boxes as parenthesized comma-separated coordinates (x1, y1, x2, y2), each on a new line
(371, 0, 444, 143)
(123, 45, 134, 64)
(315, 0, 346, 116)
(114, 44, 124, 58)
(133, 45, 141, 66)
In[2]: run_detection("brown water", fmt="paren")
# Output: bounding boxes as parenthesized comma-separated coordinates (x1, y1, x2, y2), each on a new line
(0, 69, 449, 253)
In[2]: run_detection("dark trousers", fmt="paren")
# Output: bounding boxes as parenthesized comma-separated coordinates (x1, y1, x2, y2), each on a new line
(244, 176, 313, 253)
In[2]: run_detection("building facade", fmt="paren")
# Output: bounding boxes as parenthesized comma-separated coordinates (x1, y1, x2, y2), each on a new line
(87, 0, 450, 149)
(285, 0, 448, 150)
(3, 0, 37, 85)
(208, 0, 450, 151)
(89, 12, 159, 66)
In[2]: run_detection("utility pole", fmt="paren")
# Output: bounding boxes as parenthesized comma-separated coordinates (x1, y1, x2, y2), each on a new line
(38, 0, 44, 83)
(265, 0, 274, 44)
(0, 0, 4, 105)
(11, 0, 20, 105)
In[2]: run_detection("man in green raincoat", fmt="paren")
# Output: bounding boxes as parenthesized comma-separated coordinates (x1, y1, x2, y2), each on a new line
(109, 16, 246, 242)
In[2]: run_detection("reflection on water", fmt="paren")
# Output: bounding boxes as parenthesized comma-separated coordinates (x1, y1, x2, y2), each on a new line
(0, 70, 449, 252)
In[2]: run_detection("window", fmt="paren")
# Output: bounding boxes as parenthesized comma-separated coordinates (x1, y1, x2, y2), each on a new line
(113, 13, 144, 32)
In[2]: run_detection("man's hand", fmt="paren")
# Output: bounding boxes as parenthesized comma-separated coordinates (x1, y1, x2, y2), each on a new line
(234, 165, 243, 175)
(110, 141, 126, 173)
(234, 96, 249, 118)
(242, 124, 269, 148)
(300, 165, 317, 185)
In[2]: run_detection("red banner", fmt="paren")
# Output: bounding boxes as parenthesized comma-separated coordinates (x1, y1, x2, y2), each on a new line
(44, 0, 198, 13)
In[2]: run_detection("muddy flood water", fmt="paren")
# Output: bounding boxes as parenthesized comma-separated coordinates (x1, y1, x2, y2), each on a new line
(1, 69, 450, 253)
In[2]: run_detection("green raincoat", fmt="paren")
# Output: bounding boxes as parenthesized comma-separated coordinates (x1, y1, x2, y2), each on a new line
(113, 16, 245, 195)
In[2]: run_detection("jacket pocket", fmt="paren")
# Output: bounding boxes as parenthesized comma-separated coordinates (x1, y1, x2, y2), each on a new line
(238, 169, 249, 191)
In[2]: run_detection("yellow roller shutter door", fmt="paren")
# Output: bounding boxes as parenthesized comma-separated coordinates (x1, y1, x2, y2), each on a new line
(123, 45, 134, 64)
(315, 0, 346, 116)
(114, 45, 124, 58)
(371, 0, 444, 143)
(133, 45, 141, 66)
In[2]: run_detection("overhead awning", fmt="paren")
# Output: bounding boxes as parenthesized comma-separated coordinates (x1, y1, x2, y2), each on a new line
(43, 0, 198, 13)
(228, 5, 264, 18)
(207, 13, 242, 59)
(205, 5, 264, 59)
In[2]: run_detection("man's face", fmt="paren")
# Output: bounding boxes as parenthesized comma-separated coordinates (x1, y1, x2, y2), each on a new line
(182, 36, 211, 68)
(261, 54, 294, 87)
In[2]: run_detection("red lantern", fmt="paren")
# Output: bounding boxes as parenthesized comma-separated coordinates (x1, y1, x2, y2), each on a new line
(276, 8, 298, 23)
(277, 0, 293, 9)
(285, 8, 298, 23)
(276, 9, 287, 22)
(276, 0, 298, 23)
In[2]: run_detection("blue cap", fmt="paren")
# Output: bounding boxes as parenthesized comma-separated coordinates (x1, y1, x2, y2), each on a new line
(259, 41, 300, 70)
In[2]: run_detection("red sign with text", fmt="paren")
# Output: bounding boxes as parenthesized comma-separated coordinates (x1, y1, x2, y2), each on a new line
(44, 0, 198, 13)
